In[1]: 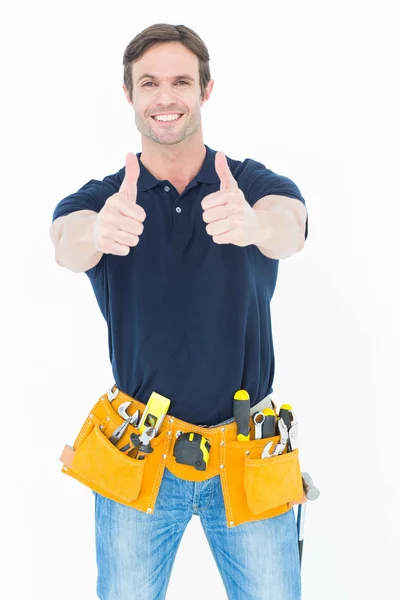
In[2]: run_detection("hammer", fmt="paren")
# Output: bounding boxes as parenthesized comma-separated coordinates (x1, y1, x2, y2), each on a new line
(297, 471, 320, 568)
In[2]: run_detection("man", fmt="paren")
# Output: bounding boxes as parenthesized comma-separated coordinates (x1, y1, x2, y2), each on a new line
(50, 23, 308, 600)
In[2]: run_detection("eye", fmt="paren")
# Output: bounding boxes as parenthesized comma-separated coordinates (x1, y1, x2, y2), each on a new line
(142, 81, 189, 87)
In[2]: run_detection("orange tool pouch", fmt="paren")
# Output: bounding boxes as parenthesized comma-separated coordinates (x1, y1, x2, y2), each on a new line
(59, 386, 304, 528)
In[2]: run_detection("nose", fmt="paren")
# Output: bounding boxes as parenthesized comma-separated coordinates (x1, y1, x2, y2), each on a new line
(154, 83, 179, 106)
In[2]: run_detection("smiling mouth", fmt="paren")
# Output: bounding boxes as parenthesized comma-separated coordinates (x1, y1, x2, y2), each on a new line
(151, 114, 184, 125)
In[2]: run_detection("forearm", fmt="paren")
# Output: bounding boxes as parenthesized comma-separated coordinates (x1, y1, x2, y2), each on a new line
(55, 212, 103, 273)
(252, 205, 305, 259)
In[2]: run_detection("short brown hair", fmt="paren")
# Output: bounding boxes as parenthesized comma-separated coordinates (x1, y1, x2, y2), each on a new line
(122, 23, 211, 102)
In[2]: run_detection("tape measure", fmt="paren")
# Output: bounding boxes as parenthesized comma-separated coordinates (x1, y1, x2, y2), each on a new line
(173, 432, 211, 471)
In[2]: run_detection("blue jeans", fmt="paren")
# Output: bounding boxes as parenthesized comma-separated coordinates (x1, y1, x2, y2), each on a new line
(93, 417, 301, 600)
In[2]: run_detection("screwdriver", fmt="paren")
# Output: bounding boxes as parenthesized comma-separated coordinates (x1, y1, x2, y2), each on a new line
(262, 408, 277, 438)
(233, 390, 250, 441)
(278, 404, 293, 429)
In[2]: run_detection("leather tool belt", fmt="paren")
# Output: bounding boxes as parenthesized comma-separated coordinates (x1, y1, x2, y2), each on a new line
(59, 385, 304, 528)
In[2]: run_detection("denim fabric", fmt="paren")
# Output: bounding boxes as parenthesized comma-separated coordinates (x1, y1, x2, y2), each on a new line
(93, 414, 301, 599)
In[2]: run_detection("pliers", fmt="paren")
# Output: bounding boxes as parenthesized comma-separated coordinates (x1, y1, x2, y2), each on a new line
(261, 417, 289, 458)
(109, 409, 140, 445)
(120, 426, 156, 455)
(287, 413, 299, 452)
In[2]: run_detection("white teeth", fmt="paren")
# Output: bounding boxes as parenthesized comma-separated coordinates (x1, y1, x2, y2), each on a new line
(153, 114, 181, 122)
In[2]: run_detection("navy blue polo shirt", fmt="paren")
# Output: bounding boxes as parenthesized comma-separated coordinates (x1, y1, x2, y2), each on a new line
(52, 144, 308, 425)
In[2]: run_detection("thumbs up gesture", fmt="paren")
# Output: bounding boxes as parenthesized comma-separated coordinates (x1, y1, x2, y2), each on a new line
(93, 153, 146, 256)
(201, 152, 258, 247)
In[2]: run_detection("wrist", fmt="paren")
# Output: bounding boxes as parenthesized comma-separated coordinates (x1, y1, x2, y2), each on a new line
(251, 208, 273, 249)
(87, 214, 100, 250)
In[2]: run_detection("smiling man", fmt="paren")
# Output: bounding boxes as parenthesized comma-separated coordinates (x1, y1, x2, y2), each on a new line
(51, 22, 308, 600)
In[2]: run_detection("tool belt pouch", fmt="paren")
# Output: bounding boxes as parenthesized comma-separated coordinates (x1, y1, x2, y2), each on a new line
(222, 434, 304, 525)
(59, 393, 170, 513)
(244, 447, 303, 514)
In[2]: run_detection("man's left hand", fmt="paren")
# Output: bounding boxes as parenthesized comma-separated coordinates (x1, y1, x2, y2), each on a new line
(201, 152, 258, 247)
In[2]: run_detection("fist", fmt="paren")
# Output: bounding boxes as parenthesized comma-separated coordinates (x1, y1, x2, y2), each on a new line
(201, 152, 258, 247)
(93, 153, 146, 256)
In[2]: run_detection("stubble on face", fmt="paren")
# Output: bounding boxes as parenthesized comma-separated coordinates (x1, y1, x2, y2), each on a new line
(135, 108, 201, 145)
(130, 42, 205, 146)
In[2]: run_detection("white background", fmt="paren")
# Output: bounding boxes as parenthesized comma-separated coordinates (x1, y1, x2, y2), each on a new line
(4, 0, 399, 598)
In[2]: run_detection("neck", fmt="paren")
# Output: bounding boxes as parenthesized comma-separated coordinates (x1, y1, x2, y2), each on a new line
(139, 132, 206, 188)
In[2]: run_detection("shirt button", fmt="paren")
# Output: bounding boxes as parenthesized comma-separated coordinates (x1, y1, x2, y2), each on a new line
(176, 207, 181, 213)
(164, 185, 170, 192)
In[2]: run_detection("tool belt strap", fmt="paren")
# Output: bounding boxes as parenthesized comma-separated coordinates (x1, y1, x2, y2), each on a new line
(59, 386, 304, 528)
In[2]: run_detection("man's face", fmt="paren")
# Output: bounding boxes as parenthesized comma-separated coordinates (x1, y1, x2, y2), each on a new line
(124, 41, 213, 146)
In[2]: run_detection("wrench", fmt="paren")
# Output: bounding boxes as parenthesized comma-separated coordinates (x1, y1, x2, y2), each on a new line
(252, 412, 265, 440)
(107, 384, 119, 402)
(118, 401, 137, 421)
(261, 418, 289, 458)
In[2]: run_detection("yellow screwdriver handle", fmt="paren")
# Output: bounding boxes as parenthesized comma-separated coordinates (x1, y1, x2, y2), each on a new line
(233, 389, 250, 441)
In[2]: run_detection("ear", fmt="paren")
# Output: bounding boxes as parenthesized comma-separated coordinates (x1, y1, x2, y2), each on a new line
(122, 84, 133, 106)
(201, 80, 214, 106)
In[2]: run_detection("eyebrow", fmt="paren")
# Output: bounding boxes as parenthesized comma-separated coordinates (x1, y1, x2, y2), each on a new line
(136, 73, 196, 84)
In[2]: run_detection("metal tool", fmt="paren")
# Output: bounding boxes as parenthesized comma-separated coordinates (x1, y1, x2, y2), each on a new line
(249, 394, 274, 417)
(261, 418, 289, 458)
(278, 404, 297, 451)
(233, 389, 250, 441)
(288, 413, 299, 451)
(135, 427, 157, 459)
(297, 472, 320, 568)
(133, 427, 157, 460)
(116, 401, 141, 429)
(302, 471, 320, 501)
(278, 404, 293, 430)
(120, 426, 156, 455)
(252, 412, 265, 440)
(109, 402, 140, 445)
(262, 408, 277, 438)
(107, 384, 119, 402)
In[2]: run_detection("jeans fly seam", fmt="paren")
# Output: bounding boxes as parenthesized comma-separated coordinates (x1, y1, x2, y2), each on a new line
(197, 478, 216, 513)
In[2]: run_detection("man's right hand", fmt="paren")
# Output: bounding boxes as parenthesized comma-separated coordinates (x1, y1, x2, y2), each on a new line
(93, 153, 146, 256)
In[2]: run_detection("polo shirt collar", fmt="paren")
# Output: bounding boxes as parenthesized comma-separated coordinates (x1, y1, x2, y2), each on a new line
(135, 144, 220, 192)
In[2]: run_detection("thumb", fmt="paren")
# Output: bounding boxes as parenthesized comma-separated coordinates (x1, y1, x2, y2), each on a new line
(120, 152, 140, 204)
(215, 151, 238, 192)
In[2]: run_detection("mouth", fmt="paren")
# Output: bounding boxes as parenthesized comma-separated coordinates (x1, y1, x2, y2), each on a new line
(150, 114, 184, 126)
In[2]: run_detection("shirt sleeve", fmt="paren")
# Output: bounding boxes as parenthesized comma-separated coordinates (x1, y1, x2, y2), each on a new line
(243, 162, 308, 241)
(51, 173, 121, 223)
(51, 172, 121, 278)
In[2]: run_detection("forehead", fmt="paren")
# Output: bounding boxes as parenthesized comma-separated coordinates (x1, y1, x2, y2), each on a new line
(132, 42, 199, 81)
